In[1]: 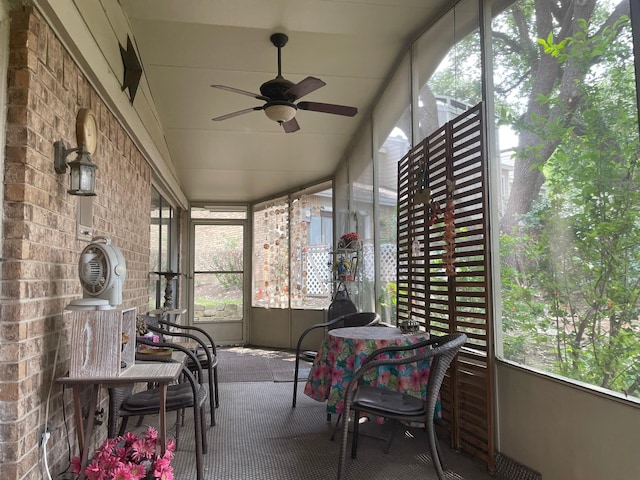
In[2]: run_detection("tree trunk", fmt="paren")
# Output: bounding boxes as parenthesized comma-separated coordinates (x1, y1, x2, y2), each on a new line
(500, 0, 629, 234)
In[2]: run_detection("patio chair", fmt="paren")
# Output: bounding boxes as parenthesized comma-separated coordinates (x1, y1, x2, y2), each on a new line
(292, 311, 381, 409)
(297, 289, 358, 364)
(108, 338, 209, 480)
(139, 313, 219, 425)
(336, 332, 467, 480)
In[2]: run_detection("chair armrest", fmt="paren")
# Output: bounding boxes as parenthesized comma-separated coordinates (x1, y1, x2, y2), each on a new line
(145, 325, 215, 379)
(345, 334, 466, 398)
(137, 337, 205, 383)
(157, 319, 218, 355)
(147, 324, 211, 355)
(361, 337, 439, 366)
(295, 316, 344, 358)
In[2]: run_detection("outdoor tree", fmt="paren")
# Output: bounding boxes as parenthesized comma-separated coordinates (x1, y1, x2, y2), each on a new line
(496, 0, 630, 234)
(495, 0, 640, 395)
(430, 0, 640, 396)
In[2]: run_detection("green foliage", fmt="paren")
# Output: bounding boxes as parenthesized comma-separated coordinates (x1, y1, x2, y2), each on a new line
(195, 298, 242, 308)
(537, 33, 568, 59)
(379, 281, 397, 307)
(428, 32, 482, 106)
(497, 6, 640, 397)
(209, 237, 243, 288)
(426, 0, 639, 397)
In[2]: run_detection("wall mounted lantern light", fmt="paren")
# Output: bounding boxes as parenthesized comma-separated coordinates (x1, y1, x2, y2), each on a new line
(53, 109, 98, 196)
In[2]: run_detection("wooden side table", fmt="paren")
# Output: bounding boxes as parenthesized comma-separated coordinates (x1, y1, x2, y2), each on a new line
(58, 362, 182, 480)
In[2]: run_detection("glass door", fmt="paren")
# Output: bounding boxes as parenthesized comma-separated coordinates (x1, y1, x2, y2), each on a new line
(190, 220, 246, 344)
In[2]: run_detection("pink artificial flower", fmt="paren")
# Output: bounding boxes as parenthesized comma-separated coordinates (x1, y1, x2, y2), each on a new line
(123, 431, 138, 446)
(84, 460, 107, 480)
(115, 445, 129, 461)
(153, 459, 175, 480)
(70, 455, 82, 474)
(100, 437, 120, 453)
(161, 439, 176, 461)
(153, 457, 172, 472)
(111, 463, 136, 480)
(128, 462, 148, 480)
(101, 455, 122, 472)
(144, 438, 158, 455)
(144, 425, 159, 442)
(131, 437, 154, 462)
(77, 427, 172, 480)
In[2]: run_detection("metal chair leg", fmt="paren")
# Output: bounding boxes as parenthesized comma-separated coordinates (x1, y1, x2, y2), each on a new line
(330, 413, 343, 441)
(351, 410, 360, 459)
(292, 356, 300, 407)
(213, 366, 220, 408)
(383, 420, 398, 454)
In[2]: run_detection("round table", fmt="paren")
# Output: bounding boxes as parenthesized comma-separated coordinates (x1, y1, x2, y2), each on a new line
(304, 325, 432, 415)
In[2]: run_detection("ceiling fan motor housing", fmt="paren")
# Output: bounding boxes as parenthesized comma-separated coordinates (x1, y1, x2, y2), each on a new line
(260, 76, 296, 100)
(260, 76, 298, 123)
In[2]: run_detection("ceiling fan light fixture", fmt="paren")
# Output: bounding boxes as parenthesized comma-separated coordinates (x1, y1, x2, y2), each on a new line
(264, 102, 297, 124)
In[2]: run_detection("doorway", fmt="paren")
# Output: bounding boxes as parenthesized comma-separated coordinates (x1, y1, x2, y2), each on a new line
(189, 208, 247, 344)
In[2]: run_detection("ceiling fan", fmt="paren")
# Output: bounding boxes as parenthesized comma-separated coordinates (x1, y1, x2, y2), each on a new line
(211, 33, 358, 133)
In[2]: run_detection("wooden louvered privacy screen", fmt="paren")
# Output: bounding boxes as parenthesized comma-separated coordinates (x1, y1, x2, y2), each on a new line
(397, 102, 495, 471)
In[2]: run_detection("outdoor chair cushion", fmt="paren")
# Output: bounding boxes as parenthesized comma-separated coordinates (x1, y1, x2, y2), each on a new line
(121, 383, 207, 413)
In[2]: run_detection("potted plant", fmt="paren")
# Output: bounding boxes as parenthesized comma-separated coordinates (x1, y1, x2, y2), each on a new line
(338, 232, 361, 250)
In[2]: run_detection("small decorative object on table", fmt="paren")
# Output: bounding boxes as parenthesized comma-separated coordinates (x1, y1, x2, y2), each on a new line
(137, 347, 173, 358)
(399, 318, 420, 334)
(120, 332, 129, 369)
(71, 426, 174, 480)
(338, 232, 361, 250)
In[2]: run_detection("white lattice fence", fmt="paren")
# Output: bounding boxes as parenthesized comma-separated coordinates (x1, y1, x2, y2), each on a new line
(306, 244, 331, 295)
(362, 243, 396, 282)
(379, 244, 396, 282)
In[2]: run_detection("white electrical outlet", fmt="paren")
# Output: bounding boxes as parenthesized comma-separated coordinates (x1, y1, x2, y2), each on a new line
(39, 429, 52, 447)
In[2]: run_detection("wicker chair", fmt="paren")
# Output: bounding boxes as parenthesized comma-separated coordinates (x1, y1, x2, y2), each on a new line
(336, 332, 467, 480)
(140, 314, 219, 425)
(292, 311, 381, 409)
(108, 338, 209, 480)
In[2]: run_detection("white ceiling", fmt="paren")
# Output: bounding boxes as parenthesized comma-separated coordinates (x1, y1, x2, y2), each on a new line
(119, 0, 452, 204)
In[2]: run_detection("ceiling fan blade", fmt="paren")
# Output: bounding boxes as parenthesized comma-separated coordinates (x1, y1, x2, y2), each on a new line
(211, 84, 270, 102)
(297, 101, 357, 117)
(282, 117, 300, 133)
(212, 106, 263, 121)
(284, 77, 326, 100)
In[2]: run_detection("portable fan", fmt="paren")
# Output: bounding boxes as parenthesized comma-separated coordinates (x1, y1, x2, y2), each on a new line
(67, 236, 126, 310)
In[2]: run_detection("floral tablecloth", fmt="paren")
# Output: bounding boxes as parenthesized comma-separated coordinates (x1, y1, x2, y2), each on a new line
(303, 326, 437, 417)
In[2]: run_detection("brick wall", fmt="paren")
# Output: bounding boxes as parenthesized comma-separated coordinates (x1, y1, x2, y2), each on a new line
(0, 7, 152, 479)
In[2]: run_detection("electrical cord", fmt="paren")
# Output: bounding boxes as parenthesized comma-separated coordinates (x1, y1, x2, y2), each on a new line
(54, 384, 75, 479)
(41, 328, 63, 480)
